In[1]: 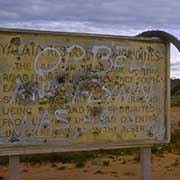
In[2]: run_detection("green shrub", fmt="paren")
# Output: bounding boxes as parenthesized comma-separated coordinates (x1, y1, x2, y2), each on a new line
(75, 160, 85, 168)
(171, 129, 180, 150)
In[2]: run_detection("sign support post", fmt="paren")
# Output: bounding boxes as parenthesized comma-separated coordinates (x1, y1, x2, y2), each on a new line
(9, 155, 20, 180)
(140, 147, 151, 180)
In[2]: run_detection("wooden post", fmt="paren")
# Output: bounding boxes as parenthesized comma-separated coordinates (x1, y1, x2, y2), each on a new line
(9, 155, 20, 180)
(140, 147, 151, 180)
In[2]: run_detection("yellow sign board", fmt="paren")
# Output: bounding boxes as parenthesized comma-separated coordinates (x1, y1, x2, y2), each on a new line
(0, 29, 170, 155)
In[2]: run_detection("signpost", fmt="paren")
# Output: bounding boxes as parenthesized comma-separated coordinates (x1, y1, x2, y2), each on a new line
(0, 28, 170, 179)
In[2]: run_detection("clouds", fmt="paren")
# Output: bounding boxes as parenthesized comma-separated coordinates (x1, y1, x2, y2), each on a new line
(0, 0, 179, 41)
(171, 62, 180, 78)
(0, 0, 180, 30)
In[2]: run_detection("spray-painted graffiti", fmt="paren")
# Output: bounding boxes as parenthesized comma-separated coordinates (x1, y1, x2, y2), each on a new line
(0, 34, 168, 147)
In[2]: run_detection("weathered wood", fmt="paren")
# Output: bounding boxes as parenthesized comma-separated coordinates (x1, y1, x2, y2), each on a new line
(9, 155, 20, 180)
(140, 147, 151, 180)
(166, 43, 171, 142)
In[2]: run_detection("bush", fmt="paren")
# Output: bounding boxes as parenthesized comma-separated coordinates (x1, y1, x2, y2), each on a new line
(171, 129, 180, 150)
(20, 150, 97, 165)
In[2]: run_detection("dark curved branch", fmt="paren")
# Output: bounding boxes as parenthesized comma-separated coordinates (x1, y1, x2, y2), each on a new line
(136, 30, 180, 54)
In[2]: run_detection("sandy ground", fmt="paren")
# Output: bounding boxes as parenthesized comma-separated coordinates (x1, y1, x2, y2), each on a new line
(0, 153, 180, 180)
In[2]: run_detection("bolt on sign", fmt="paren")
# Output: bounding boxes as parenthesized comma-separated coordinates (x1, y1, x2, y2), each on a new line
(0, 29, 170, 155)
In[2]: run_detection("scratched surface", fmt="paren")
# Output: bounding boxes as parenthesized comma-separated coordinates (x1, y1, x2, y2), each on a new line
(0, 29, 170, 155)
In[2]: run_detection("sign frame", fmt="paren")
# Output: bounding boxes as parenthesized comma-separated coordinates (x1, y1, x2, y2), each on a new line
(0, 28, 170, 156)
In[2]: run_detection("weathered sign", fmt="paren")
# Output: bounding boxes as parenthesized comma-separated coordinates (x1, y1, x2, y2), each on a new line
(0, 29, 170, 155)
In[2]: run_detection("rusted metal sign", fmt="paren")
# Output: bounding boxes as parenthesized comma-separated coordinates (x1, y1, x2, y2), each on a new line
(0, 29, 170, 155)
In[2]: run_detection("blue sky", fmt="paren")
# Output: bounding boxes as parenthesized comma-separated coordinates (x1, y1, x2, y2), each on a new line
(0, 0, 179, 77)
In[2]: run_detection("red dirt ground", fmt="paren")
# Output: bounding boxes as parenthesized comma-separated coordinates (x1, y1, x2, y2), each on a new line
(0, 153, 180, 180)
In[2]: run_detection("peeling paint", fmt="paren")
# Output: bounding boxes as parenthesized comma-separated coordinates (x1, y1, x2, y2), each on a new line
(0, 31, 169, 151)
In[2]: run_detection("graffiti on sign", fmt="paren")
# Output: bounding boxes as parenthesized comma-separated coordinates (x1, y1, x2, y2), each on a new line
(0, 30, 170, 155)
